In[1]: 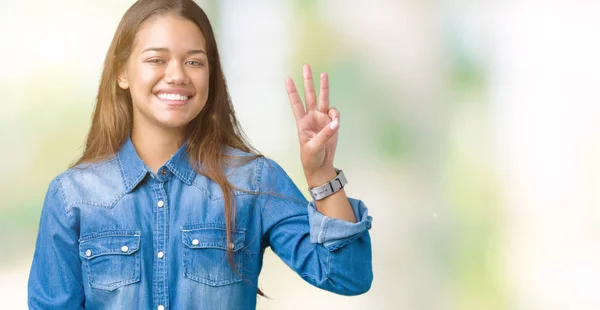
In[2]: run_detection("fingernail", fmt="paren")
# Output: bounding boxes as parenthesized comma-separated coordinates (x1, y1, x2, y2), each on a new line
(329, 118, 339, 130)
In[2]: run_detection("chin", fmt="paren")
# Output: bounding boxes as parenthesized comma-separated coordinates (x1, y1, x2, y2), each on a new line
(153, 116, 194, 130)
(163, 121, 193, 130)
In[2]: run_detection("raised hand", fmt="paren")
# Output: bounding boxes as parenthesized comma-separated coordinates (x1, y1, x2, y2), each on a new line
(286, 64, 340, 186)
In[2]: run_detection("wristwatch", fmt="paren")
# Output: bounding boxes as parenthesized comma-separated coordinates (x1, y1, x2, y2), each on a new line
(308, 168, 348, 201)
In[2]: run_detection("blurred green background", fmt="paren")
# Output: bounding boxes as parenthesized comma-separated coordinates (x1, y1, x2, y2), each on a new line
(2, 1, 600, 309)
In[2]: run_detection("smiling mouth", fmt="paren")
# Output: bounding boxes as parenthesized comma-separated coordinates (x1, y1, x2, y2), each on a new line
(157, 93, 190, 100)
(155, 93, 193, 105)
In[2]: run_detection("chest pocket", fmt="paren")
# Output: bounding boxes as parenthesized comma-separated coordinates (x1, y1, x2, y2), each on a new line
(79, 232, 141, 291)
(181, 224, 245, 286)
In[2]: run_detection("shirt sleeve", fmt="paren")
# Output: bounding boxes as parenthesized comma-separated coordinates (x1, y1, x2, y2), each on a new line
(28, 177, 85, 309)
(259, 158, 373, 296)
(307, 198, 373, 250)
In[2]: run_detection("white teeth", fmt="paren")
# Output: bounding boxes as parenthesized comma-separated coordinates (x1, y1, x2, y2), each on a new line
(157, 93, 189, 101)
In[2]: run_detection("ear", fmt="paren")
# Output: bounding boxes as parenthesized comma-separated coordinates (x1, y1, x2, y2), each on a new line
(117, 67, 129, 90)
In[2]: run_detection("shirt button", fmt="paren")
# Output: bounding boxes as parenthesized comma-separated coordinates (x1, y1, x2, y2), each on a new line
(228, 242, 234, 250)
(157, 251, 164, 259)
(161, 168, 167, 175)
(157, 200, 164, 208)
(192, 239, 199, 246)
(85, 249, 92, 257)
(158, 306, 165, 310)
(121, 246, 129, 253)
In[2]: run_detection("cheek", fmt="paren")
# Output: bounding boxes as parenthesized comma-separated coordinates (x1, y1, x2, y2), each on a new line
(131, 67, 161, 93)
(193, 71, 210, 93)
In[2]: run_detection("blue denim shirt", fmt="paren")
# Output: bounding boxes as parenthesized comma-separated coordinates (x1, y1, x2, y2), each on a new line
(28, 138, 373, 310)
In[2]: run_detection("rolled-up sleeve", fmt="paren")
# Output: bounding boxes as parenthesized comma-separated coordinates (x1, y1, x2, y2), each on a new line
(259, 158, 373, 296)
(308, 198, 373, 250)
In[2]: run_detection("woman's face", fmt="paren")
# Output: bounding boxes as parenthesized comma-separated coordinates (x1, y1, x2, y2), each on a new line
(118, 13, 209, 133)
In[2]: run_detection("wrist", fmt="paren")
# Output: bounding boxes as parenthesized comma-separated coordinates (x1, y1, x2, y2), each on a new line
(307, 168, 348, 201)
(305, 168, 337, 188)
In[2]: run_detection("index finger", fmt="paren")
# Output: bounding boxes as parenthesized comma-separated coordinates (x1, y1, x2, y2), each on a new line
(286, 77, 305, 121)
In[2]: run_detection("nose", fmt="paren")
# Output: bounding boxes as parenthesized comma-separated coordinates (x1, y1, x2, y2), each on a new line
(164, 61, 189, 85)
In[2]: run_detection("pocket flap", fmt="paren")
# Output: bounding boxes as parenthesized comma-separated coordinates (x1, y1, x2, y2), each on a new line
(79, 233, 141, 260)
(181, 225, 245, 251)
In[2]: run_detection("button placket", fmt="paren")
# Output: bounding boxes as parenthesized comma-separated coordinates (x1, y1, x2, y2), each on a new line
(152, 176, 170, 309)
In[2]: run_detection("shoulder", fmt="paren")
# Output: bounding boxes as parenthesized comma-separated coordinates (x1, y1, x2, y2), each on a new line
(195, 146, 292, 197)
(192, 147, 264, 197)
(220, 147, 289, 183)
(227, 149, 297, 194)
(52, 156, 125, 210)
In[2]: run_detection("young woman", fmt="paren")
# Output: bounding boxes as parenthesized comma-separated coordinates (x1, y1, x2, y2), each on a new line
(27, 0, 373, 309)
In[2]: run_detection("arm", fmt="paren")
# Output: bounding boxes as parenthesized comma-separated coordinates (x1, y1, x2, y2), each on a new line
(271, 64, 373, 294)
(28, 178, 85, 309)
(259, 158, 373, 295)
(284, 64, 360, 227)
(305, 168, 356, 223)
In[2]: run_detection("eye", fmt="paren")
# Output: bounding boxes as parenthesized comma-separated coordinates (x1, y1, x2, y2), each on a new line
(147, 58, 165, 64)
(186, 60, 204, 67)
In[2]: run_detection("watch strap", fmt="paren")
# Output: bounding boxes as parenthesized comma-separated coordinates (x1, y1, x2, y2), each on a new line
(308, 169, 347, 201)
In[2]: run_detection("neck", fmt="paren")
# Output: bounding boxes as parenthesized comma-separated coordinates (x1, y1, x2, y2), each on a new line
(131, 125, 185, 173)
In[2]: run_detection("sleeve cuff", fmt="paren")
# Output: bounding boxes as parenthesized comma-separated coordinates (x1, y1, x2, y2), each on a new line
(308, 197, 373, 250)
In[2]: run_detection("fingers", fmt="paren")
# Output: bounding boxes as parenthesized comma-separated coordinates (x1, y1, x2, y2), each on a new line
(303, 64, 317, 111)
(287, 65, 330, 120)
(286, 77, 305, 121)
(309, 115, 340, 150)
(318, 72, 330, 113)
(327, 107, 340, 121)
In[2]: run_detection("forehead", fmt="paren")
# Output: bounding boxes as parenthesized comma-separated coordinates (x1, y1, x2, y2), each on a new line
(133, 13, 206, 51)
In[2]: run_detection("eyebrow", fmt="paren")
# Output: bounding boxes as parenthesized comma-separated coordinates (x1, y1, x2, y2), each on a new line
(141, 47, 206, 55)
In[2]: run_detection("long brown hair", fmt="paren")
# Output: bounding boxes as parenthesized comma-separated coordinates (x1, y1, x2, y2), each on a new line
(73, 0, 266, 295)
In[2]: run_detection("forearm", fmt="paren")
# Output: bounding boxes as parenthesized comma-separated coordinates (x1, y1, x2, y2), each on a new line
(305, 168, 357, 223)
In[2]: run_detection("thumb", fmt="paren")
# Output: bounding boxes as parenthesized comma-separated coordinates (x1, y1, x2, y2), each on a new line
(308, 117, 339, 150)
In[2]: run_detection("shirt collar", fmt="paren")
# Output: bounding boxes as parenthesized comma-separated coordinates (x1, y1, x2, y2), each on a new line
(117, 137, 196, 193)
(165, 140, 197, 186)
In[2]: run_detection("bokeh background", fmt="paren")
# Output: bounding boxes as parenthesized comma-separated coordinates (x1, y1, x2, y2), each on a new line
(1, 0, 599, 309)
